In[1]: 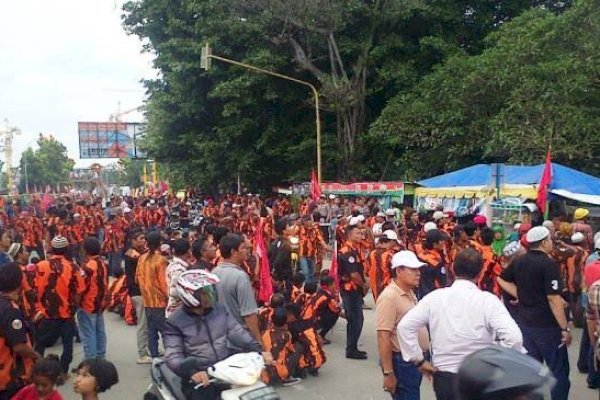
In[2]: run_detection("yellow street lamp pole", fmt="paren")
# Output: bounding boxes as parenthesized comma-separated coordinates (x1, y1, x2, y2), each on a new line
(201, 43, 322, 184)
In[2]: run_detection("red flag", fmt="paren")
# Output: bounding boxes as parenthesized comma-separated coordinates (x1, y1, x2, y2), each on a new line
(330, 241, 340, 288)
(310, 169, 322, 201)
(256, 219, 273, 303)
(536, 150, 552, 213)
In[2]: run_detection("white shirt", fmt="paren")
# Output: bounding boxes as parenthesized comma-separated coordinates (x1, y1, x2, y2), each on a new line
(397, 279, 523, 373)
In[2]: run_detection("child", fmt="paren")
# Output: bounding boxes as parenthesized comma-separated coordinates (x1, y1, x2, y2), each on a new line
(314, 276, 341, 344)
(290, 272, 305, 303)
(258, 293, 285, 333)
(73, 359, 119, 399)
(12, 355, 63, 400)
(299, 282, 319, 321)
(261, 308, 302, 387)
(284, 303, 326, 377)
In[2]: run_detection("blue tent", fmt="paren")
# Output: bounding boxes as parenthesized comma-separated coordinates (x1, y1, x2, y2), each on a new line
(418, 163, 600, 204)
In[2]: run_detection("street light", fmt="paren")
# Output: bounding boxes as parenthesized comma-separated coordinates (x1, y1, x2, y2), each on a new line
(201, 43, 323, 184)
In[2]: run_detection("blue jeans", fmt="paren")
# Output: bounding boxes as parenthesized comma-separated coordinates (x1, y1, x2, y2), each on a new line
(146, 307, 166, 357)
(392, 353, 422, 400)
(340, 290, 364, 353)
(77, 309, 107, 359)
(300, 257, 316, 284)
(108, 251, 123, 277)
(521, 325, 570, 400)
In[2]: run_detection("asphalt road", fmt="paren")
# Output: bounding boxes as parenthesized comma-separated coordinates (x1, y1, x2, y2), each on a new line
(55, 296, 596, 400)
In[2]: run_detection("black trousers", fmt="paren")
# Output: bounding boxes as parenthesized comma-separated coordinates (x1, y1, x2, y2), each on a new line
(34, 318, 75, 373)
(433, 371, 458, 400)
(340, 290, 364, 353)
(318, 311, 339, 338)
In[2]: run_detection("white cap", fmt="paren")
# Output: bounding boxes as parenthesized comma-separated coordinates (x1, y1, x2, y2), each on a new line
(357, 215, 366, 222)
(329, 194, 336, 200)
(432, 211, 448, 221)
(149, 199, 156, 205)
(595, 237, 600, 251)
(542, 220, 554, 229)
(160, 243, 171, 253)
(51, 236, 69, 249)
(73, 213, 81, 218)
(513, 223, 522, 231)
(424, 222, 437, 232)
(372, 224, 383, 236)
(391, 251, 426, 269)
(123, 207, 132, 214)
(382, 230, 401, 244)
(376, 211, 386, 218)
(349, 216, 361, 226)
(526, 226, 550, 243)
(594, 231, 600, 244)
(385, 209, 396, 217)
(571, 232, 585, 244)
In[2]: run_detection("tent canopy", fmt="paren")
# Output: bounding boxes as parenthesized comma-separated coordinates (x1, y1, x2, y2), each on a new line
(417, 163, 600, 204)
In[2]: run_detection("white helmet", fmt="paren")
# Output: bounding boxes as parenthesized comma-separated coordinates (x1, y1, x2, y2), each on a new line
(176, 270, 220, 308)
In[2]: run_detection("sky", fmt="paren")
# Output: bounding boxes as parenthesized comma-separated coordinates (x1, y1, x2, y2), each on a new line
(0, 0, 155, 169)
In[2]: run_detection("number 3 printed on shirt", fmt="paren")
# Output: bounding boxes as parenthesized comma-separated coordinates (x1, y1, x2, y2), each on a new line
(550, 280, 558, 290)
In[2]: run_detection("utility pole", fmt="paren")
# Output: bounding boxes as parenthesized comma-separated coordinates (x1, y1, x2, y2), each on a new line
(0, 119, 21, 192)
(201, 43, 323, 184)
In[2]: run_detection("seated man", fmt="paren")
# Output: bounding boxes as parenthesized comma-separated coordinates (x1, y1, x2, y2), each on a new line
(285, 303, 326, 377)
(163, 270, 272, 400)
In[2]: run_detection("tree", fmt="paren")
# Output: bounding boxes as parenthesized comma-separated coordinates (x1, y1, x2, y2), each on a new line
(18, 134, 75, 192)
(118, 158, 145, 189)
(123, 0, 570, 188)
(371, 0, 597, 179)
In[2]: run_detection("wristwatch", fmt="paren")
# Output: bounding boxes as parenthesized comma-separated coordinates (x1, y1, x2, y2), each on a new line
(383, 370, 393, 377)
(561, 327, 571, 333)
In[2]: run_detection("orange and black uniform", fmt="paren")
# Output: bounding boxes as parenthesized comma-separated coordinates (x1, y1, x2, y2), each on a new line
(313, 288, 340, 338)
(477, 246, 503, 297)
(338, 241, 366, 354)
(261, 327, 300, 383)
(368, 248, 394, 301)
(416, 247, 447, 297)
(33, 255, 84, 373)
(258, 307, 275, 334)
(0, 297, 34, 399)
(288, 318, 326, 371)
(80, 256, 109, 314)
(135, 250, 168, 358)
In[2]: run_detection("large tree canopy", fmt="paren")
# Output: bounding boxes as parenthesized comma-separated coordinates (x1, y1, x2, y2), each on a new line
(18, 134, 75, 192)
(371, 0, 598, 180)
(123, 0, 574, 190)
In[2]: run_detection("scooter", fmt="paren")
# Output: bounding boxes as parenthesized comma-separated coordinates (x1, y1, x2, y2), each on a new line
(145, 353, 280, 400)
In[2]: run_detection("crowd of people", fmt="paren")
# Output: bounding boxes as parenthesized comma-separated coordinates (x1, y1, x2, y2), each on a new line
(0, 191, 597, 400)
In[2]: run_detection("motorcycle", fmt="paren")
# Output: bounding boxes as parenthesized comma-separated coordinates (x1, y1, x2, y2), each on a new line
(145, 352, 279, 400)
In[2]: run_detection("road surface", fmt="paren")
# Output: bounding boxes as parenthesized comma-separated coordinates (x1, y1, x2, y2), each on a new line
(56, 296, 595, 399)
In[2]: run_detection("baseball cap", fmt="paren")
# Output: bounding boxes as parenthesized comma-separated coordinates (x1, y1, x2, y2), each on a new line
(51, 236, 69, 249)
(473, 215, 487, 225)
(424, 222, 437, 233)
(526, 226, 549, 243)
(385, 209, 396, 217)
(391, 251, 426, 269)
(382, 230, 401, 244)
(542, 220, 554, 229)
(349, 216, 361, 226)
(432, 211, 448, 221)
(376, 211, 386, 218)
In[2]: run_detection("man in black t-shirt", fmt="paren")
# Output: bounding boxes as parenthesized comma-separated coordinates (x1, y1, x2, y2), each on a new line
(498, 226, 571, 400)
(268, 219, 294, 300)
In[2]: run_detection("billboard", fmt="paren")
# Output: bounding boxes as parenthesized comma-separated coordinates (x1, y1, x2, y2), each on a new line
(78, 122, 146, 159)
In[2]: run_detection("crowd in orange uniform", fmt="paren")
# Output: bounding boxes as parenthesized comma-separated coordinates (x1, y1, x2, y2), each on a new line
(0, 189, 597, 397)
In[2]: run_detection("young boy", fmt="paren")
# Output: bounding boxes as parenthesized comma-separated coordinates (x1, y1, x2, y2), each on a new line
(299, 282, 319, 321)
(284, 303, 326, 377)
(290, 272, 305, 303)
(314, 276, 340, 344)
(258, 293, 285, 334)
(261, 308, 302, 387)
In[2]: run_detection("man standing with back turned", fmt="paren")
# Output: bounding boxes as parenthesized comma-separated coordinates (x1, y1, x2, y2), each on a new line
(398, 248, 522, 400)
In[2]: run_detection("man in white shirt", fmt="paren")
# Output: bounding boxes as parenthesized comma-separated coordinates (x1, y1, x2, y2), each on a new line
(397, 248, 523, 400)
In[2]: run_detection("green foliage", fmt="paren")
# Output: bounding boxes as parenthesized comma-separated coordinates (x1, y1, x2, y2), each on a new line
(371, 0, 597, 180)
(118, 159, 145, 188)
(123, 0, 576, 189)
(18, 135, 75, 192)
